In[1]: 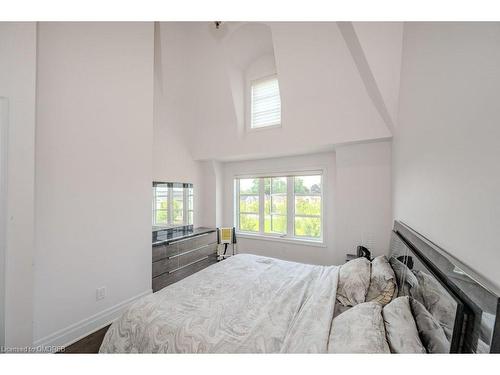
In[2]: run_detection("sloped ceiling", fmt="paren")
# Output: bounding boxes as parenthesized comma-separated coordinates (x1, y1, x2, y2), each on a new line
(224, 23, 275, 70)
(157, 22, 403, 162)
(349, 22, 404, 131)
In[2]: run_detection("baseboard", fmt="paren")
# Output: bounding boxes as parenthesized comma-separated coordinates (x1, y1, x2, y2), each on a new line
(33, 289, 152, 352)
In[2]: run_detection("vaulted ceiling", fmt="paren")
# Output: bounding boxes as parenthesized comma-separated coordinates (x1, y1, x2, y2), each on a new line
(154, 22, 403, 161)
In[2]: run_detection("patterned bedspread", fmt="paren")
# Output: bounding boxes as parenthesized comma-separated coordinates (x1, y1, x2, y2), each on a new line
(99, 254, 339, 353)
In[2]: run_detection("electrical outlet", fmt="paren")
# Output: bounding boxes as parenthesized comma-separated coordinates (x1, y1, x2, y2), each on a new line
(96, 287, 106, 301)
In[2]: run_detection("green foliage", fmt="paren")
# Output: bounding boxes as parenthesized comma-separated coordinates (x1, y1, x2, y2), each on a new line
(295, 196, 321, 216)
(152, 185, 193, 226)
(240, 214, 259, 232)
(156, 210, 167, 224)
(240, 195, 259, 213)
(294, 176, 321, 194)
(155, 199, 168, 224)
(264, 214, 287, 234)
(238, 175, 322, 238)
(293, 176, 321, 237)
(173, 194, 183, 224)
(273, 179, 286, 193)
(295, 217, 321, 238)
(240, 178, 260, 194)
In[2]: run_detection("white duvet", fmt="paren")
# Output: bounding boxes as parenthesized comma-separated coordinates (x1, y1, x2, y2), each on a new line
(100, 254, 339, 353)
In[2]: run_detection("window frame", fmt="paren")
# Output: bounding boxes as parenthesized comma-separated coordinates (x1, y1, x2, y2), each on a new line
(234, 170, 325, 245)
(186, 186, 194, 225)
(152, 185, 169, 226)
(246, 74, 282, 132)
(237, 178, 261, 233)
(264, 176, 288, 236)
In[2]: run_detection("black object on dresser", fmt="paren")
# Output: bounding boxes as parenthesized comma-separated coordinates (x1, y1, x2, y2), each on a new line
(152, 227, 218, 292)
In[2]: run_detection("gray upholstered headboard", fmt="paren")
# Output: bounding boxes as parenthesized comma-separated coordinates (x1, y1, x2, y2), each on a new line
(391, 221, 500, 353)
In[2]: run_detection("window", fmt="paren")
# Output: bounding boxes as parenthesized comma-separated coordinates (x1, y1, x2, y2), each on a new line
(152, 182, 194, 227)
(235, 173, 323, 242)
(293, 175, 322, 238)
(238, 178, 260, 232)
(264, 177, 287, 235)
(250, 76, 281, 129)
(152, 184, 169, 225)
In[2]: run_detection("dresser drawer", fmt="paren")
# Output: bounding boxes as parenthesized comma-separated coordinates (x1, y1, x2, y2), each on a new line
(151, 230, 218, 293)
(152, 271, 177, 292)
(194, 231, 217, 248)
(152, 242, 178, 262)
(152, 255, 218, 292)
(177, 243, 217, 268)
(152, 256, 180, 278)
(152, 242, 217, 278)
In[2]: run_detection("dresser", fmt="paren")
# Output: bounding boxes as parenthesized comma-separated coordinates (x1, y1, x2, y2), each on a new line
(152, 228, 218, 292)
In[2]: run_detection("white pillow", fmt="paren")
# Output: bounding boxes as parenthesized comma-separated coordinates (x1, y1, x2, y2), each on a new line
(410, 297, 450, 353)
(329, 302, 390, 353)
(366, 255, 397, 306)
(383, 296, 427, 353)
(336, 257, 371, 307)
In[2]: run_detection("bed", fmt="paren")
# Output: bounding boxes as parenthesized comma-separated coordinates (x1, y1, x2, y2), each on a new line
(100, 221, 500, 354)
(100, 254, 339, 353)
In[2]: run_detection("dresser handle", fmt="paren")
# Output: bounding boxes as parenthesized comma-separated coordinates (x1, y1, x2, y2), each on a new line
(168, 243, 215, 259)
(168, 237, 193, 245)
(167, 231, 213, 244)
(168, 256, 209, 274)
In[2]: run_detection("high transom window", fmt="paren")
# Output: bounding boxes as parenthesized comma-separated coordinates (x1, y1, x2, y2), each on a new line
(250, 75, 281, 129)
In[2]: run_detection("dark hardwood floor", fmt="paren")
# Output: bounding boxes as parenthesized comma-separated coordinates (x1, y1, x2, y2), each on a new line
(58, 325, 110, 354)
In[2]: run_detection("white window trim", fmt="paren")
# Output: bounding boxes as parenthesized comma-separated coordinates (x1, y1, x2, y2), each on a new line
(237, 232, 327, 248)
(246, 74, 282, 132)
(187, 187, 194, 225)
(234, 170, 325, 245)
(152, 187, 169, 226)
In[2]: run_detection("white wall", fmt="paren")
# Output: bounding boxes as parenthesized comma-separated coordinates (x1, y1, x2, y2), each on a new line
(172, 22, 391, 162)
(220, 146, 392, 266)
(33, 22, 154, 346)
(394, 22, 500, 288)
(0, 97, 6, 349)
(335, 141, 392, 260)
(152, 23, 210, 227)
(352, 22, 403, 125)
(198, 160, 223, 228)
(223, 23, 277, 135)
(152, 21, 399, 233)
(0, 22, 37, 347)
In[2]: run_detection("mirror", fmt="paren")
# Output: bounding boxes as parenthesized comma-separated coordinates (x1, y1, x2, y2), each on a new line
(389, 232, 462, 353)
(152, 182, 193, 230)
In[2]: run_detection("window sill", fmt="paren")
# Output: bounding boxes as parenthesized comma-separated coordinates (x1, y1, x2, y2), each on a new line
(236, 232, 326, 248)
(246, 123, 282, 132)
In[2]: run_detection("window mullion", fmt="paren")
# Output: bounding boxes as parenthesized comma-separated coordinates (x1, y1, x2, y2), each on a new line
(188, 187, 192, 225)
(259, 178, 265, 234)
(235, 179, 240, 230)
(286, 176, 294, 238)
(167, 186, 173, 226)
(152, 190, 156, 225)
